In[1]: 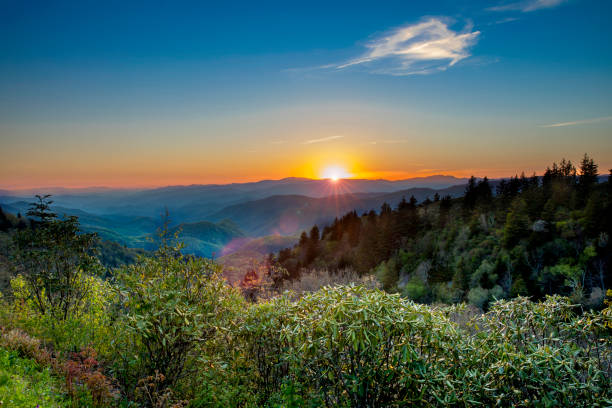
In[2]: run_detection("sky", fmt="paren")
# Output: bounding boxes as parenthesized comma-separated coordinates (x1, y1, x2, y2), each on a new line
(1, 0, 611, 188)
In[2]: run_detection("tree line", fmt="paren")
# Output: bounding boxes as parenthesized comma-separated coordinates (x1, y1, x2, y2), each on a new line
(270, 154, 612, 309)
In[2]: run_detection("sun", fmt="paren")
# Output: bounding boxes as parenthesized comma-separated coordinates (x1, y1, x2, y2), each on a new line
(321, 165, 352, 181)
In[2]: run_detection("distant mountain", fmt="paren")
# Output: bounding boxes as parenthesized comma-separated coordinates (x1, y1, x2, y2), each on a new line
(0, 202, 244, 258)
(0, 176, 468, 222)
(0, 177, 469, 258)
(168, 219, 244, 258)
(207, 185, 466, 236)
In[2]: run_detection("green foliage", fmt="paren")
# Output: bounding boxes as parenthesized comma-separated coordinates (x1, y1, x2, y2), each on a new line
(467, 286, 489, 309)
(0, 328, 116, 407)
(374, 257, 398, 291)
(284, 285, 459, 406)
(0, 346, 70, 407)
(237, 295, 294, 404)
(503, 197, 529, 248)
(11, 195, 103, 322)
(467, 296, 612, 406)
(217, 286, 612, 407)
(3, 272, 115, 355)
(402, 275, 428, 301)
(111, 229, 243, 403)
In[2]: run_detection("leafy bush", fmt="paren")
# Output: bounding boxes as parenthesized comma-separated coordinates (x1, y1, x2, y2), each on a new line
(463, 296, 612, 406)
(2, 272, 115, 355)
(467, 286, 489, 309)
(214, 286, 612, 407)
(402, 275, 428, 301)
(0, 328, 54, 376)
(111, 236, 243, 404)
(280, 268, 378, 296)
(10, 195, 102, 323)
(284, 285, 460, 407)
(238, 295, 294, 403)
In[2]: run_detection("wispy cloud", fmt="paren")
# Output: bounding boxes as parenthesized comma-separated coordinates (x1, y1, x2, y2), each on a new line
(367, 139, 409, 145)
(540, 116, 612, 128)
(302, 135, 344, 144)
(336, 18, 480, 76)
(487, 17, 520, 25)
(488, 0, 566, 12)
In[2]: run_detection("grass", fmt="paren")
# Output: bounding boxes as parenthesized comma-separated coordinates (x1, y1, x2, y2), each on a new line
(0, 346, 70, 407)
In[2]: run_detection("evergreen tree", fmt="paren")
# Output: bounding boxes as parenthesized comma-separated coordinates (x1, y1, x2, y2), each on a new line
(380, 202, 392, 215)
(309, 225, 320, 242)
(476, 177, 493, 209)
(27, 194, 57, 226)
(12, 195, 100, 321)
(463, 176, 478, 213)
(503, 198, 530, 248)
(578, 153, 598, 192)
(299, 231, 309, 247)
(438, 195, 452, 227)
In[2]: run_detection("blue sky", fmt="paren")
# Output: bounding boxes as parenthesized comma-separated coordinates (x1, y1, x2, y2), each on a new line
(1, 0, 611, 187)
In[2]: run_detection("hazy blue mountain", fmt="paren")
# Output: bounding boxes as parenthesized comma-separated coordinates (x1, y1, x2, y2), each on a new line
(207, 185, 465, 236)
(0, 177, 470, 258)
(168, 219, 244, 258)
(0, 202, 244, 258)
(0, 176, 468, 221)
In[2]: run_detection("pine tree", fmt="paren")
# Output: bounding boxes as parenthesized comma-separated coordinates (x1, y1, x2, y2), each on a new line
(309, 225, 320, 242)
(503, 198, 530, 248)
(463, 176, 478, 213)
(27, 194, 57, 226)
(578, 153, 598, 191)
(299, 231, 309, 247)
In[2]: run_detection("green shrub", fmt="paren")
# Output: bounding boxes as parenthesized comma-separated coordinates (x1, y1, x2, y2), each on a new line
(111, 238, 243, 404)
(462, 296, 612, 406)
(2, 272, 115, 356)
(467, 286, 489, 309)
(402, 275, 428, 301)
(10, 195, 102, 323)
(220, 286, 612, 407)
(283, 285, 461, 406)
(238, 295, 294, 403)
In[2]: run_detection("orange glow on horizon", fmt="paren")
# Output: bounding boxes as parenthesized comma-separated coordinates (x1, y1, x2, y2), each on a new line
(320, 165, 352, 181)
(3, 143, 600, 189)
(0, 168, 550, 190)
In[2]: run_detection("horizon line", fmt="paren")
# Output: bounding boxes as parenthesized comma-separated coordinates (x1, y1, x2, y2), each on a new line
(0, 174, 472, 192)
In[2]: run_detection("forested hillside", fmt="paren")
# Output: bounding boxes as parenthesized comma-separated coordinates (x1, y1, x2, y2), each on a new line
(0, 172, 610, 407)
(273, 155, 612, 309)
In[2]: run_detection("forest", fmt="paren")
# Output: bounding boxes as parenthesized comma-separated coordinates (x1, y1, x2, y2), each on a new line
(272, 155, 611, 310)
(0, 155, 610, 407)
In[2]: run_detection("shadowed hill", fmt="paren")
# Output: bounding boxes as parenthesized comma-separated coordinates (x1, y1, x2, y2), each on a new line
(207, 185, 466, 236)
(168, 219, 245, 258)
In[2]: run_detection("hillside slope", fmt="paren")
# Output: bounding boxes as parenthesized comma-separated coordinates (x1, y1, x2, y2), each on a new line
(208, 185, 465, 236)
